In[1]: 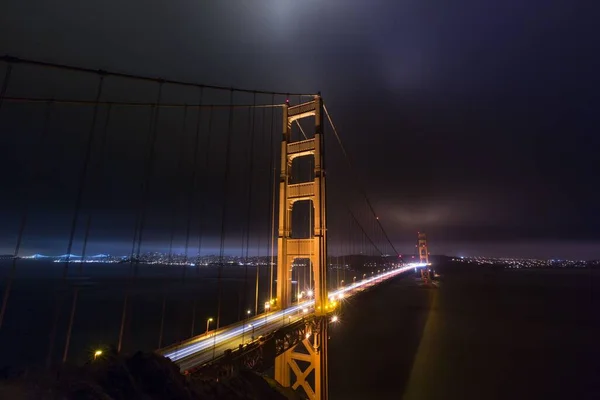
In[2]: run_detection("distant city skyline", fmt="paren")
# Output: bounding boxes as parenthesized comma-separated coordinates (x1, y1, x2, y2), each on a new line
(4, 240, 599, 261)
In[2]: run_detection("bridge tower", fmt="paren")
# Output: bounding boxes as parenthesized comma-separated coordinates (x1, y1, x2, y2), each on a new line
(418, 232, 431, 283)
(274, 95, 329, 400)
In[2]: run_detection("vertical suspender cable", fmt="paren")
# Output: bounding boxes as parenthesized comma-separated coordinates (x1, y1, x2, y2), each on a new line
(0, 62, 12, 114)
(0, 99, 53, 329)
(167, 106, 189, 265)
(134, 82, 164, 265)
(63, 75, 104, 275)
(159, 104, 189, 347)
(242, 93, 257, 317)
(47, 75, 104, 367)
(63, 103, 113, 363)
(197, 104, 213, 266)
(184, 95, 203, 269)
(255, 103, 267, 316)
(118, 82, 163, 354)
(191, 95, 209, 338)
(323, 104, 399, 256)
(213, 89, 235, 359)
(158, 295, 166, 348)
(268, 94, 276, 303)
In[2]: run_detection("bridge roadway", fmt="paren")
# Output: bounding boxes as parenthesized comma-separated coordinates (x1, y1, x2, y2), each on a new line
(159, 263, 426, 372)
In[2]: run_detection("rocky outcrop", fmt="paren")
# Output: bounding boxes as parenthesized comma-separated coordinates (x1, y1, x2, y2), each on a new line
(0, 352, 301, 400)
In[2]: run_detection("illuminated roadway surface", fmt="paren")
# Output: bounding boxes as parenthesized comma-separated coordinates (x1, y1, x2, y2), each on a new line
(159, 263, 427, 372)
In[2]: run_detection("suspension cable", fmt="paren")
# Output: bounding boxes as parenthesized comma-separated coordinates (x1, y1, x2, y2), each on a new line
(63, 103, 114, 363)
(0, 62, 12, 114)
(1, 55, 318, 97)
(0, 100, 54, 329)
(134, 82, 164, 264)
(168, 105, 190, 265)
(214, 89, 235, 359)
(268, 94, 276, 303)
(119, 83, 163, 354)
(323, 103, 399, 256)
(1, 96, 283, 109)
(256, 102, 268, 315)
(197, 104, 214, 264)
(243, 92, 257, 317)
(47, 75, 105, 367)
(191, 89, 208, 337)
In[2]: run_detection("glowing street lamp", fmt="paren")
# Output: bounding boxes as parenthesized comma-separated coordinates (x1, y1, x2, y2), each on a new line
(206, 317, 213, 336)
(93, 350, 103, 360)
(242, 310, 251, 343)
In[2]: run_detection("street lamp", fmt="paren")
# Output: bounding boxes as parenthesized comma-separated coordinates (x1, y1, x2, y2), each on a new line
(93, 350, 102, 360)
(353, 276, 356, 285)
(242, 310, 251, 343)
(206, 317, 213, 336)
(363, 273, 366, 280)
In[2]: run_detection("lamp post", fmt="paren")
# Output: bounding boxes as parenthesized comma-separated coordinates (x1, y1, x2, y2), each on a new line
(206, 317, 213, 336)
(242, 310, 251, 343)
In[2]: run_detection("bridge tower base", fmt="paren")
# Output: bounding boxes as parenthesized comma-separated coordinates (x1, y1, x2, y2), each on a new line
(274, 317, 328, 400)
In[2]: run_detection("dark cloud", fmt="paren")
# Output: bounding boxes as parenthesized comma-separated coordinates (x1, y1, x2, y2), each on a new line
(0, 0, 598, 259)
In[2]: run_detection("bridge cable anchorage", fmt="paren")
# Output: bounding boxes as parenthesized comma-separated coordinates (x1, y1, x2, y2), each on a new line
(0, 99, 54, 329)
(242, 92, 258, 327)
(46, 75, 105, 368)
(0, 55, 318, 98)
(323, 104, 399, 257)
(214, 89, 236, 360)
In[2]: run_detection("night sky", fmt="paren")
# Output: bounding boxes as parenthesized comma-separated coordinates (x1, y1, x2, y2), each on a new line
(0, 1, 598, 259)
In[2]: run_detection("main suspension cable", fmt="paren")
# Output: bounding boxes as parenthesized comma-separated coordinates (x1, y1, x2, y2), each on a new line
(323, 103, 399, 256)
(1, 55, 318, 97)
